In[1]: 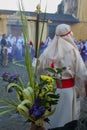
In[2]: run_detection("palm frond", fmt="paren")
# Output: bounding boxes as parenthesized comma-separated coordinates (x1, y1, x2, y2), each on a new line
(0, 109, 15, 116)
(44, 108, 56, 118)
(7, 83, 23, 92)
(0, 99, 18, 107)
(18, 0, 34, 88)
(0, 106, 12, 109)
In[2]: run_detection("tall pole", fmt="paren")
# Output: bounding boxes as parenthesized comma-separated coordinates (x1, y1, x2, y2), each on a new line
(35, 4, 41, 58)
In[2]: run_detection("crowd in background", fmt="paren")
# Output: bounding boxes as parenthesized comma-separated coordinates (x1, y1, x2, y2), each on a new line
(74, 39, 87, 62)
(0, 33, 87, 67)
(0, 33, 52, 66)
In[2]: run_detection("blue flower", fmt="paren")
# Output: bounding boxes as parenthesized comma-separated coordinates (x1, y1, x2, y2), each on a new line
(35, 99, 41, 104)
(33, 106, 45, 119)
(2, 72, 19, 83)
(2, 72, 10, 81)
(8, 73, 19, 83)
(29, 103, 45, 119)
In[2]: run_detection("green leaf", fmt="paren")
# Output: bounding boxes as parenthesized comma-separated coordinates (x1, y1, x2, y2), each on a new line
(0, 109, 15, 116)
(17, 100, 34, 122)
(38, 6, 47, 57)
(56, 67, 66, 74)
(0, 99, 18, 107)
(7, 83, 23, 92)
(22, 87, 34, 103)
(45, 68, 56, 73)
(47, 93, 60, 99)
(56, 79, 62, 88)
(44, 108, 56, 117)
(0, 106, 11, 109)
(16, 91, 24, 101)
(44, 118, 50, 123)
(18, 77, 25, 89)
(19, 0, 34, 89)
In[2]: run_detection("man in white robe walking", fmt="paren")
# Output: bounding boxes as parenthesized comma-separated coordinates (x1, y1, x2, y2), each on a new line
(37, 24, 87, 129)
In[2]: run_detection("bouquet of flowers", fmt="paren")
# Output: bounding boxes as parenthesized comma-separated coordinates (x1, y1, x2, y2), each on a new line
(0, 1, 65, 129)
(1, 71, 60, 127)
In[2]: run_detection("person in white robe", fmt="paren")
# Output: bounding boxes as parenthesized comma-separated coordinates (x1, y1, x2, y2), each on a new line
(37, 24, 87, 129)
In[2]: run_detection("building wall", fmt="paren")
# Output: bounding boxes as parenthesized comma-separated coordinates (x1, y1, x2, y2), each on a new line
(71, 23, 87, 40)
(77, 0, 87, 21)
(0, 15, 8, 35)
(0, 2, 87, 41)
(0, 13, 48, 44)
(72, 0, 87, 40)
(63, 0, 78, 16)
(63, 0, 87, 40)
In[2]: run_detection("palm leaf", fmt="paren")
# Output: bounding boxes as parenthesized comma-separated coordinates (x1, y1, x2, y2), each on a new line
(0, 99, 18, 107)
(22, 87, 34, 103)
(0, 106, 12, 109)
(18, 0, 34, 88)
(38, 5, 47, 57)
(18, 77, 25, 89)
(44, 107, 56, 118)
(0, 109, 16, 116)
(7, 83, 23, 92)
(17, 102, 34, 122)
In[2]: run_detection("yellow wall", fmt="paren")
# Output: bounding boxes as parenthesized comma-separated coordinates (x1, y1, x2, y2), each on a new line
(71, 0, 87, 40)
(77, 0, 87, 21)
(71, 23, 87, 40)
(0, 3, 87, 41)
(0, 15, 8, 35)
(62, 0, 87, 40)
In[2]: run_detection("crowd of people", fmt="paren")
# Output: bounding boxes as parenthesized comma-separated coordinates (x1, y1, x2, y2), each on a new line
(0, 33, 52, 67)
(75, 39, 87, 62)
(0, 33, 87, 67)
(0, 32, 87, 68)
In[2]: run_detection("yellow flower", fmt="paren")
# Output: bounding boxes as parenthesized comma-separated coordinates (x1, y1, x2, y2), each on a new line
(46, 103, 51, 109)
(48, 85, 53, 91)
(35, 83, 39, 91)
(40, 75, 54, 83)
(47, 96, 51, 101)
(39, 92, 45, 98)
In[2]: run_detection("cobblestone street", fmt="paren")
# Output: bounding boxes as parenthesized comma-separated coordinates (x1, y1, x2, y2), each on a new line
(0, 62, 31, 130)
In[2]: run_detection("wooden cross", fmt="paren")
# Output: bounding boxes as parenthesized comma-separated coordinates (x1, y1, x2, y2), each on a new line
(28, 4, 47, 58)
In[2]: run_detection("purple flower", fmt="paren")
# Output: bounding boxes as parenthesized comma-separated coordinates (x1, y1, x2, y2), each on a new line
(33, 106, 45, 119)
(33, 109, 41, 119)
(2, 72, 19, 83)
(35, 99, 41, 104)
(2, 72, 10, 81)
(29, 104, 39, 115)
(39, 106, 45, 113)
(8, 73, 19, 83)
(29, 104, 45, 119)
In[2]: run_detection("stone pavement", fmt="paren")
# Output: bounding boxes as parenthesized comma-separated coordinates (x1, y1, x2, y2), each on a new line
(0, 114, 30, 130)
(0, 62, 31, 130)
(80, 97, 87, 119)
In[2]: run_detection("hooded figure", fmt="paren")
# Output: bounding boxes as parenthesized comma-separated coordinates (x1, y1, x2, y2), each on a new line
(37, 24, 87, 129)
